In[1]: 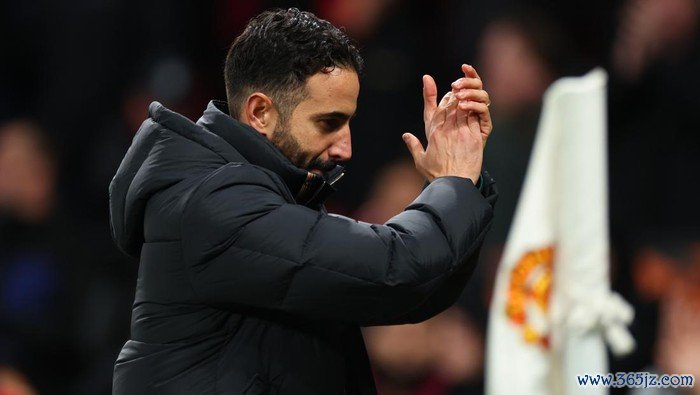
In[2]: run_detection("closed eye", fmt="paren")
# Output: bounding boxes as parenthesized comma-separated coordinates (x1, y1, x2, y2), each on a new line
(319, 118, 344, 132)
(313, 111, 354, 133)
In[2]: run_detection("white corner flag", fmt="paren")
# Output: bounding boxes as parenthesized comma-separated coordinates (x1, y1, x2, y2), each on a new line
(485, 68, 635, 395)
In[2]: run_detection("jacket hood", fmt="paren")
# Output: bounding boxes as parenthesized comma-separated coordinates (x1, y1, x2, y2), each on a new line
(109, 101, 343, 258)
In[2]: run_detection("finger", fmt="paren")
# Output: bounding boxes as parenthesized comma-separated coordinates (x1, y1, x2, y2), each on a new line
(444, 98, 458, 131)
(454, 89, 490, 105)
(458, 100, 490, 115)
(451, 77, 483, 91)
(429, 92, 451, 133)
(461, 64, 482, 80)
(438, 91, 453, 109)
(402, 132, 425, 161)
(457, 103, 470, 132)
(454, 78, 479, 139)
(467, 112, 481, 140)
(459, 101, 493, 141)
(422, 75, 438, 124)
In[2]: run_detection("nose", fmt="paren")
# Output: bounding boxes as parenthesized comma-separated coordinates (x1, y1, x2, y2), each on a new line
(328, 127, 352, 162)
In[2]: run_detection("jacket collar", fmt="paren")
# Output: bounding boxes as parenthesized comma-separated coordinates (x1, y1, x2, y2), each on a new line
(197, 100, 344, 207)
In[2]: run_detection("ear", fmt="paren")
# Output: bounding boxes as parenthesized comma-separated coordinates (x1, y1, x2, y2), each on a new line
(241, 92, 279, 138)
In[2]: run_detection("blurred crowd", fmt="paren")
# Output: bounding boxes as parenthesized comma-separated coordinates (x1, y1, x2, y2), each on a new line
(1, 0, 698, 394)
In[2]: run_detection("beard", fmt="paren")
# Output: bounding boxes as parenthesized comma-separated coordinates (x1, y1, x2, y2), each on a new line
(270, 127, 336, 174)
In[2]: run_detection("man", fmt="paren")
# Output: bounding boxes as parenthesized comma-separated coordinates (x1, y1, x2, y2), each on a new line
(110, 8, 496, 394)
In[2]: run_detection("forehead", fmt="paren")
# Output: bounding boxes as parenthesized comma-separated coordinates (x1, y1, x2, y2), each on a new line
(294, 68, 360, 116)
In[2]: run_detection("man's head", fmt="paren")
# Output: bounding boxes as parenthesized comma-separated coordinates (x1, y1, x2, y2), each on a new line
(224, 8, 363, 174)
(0, 120, 56, 222)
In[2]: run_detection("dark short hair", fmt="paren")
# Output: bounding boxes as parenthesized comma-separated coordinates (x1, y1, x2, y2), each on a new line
(224, 8, 363, 122)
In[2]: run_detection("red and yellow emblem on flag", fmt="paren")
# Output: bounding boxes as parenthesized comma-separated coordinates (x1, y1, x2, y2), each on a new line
(505, 246, 555, 348)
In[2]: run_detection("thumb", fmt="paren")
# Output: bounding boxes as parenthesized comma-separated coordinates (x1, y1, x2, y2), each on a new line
(402, 132, 424, 162)
(422, 75, 438, 124)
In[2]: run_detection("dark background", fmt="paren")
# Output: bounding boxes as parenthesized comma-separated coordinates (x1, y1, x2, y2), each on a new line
(1, 0, 698, 394)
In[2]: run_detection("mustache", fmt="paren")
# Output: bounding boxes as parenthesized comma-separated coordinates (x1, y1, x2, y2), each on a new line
(307, 157, 337, 172)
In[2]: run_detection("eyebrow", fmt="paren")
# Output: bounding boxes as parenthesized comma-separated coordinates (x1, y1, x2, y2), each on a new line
(312, 111, 355, 121)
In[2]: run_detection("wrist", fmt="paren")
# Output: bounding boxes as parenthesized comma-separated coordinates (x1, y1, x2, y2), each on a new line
(432, 174, 480, 186)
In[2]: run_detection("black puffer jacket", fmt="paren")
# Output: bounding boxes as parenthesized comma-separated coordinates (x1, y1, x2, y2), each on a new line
(109, 100, 497, 394)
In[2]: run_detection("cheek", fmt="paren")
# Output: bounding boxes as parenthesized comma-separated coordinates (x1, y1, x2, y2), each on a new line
(290, 121, 331, 154)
